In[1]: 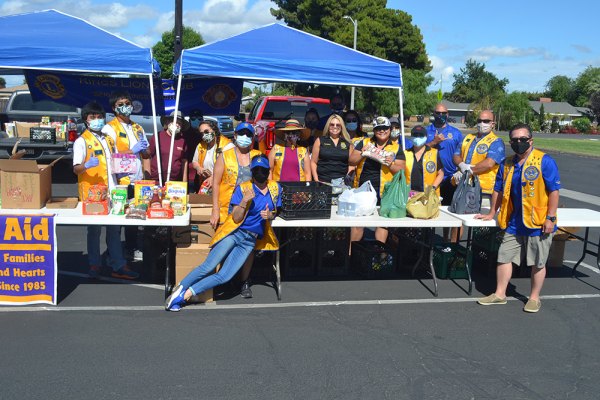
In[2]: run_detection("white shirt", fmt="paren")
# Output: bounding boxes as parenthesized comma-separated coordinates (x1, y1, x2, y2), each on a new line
(102, 119, 145, 182)
(73, 131, 118, 191)
(192, 142, 234, 173)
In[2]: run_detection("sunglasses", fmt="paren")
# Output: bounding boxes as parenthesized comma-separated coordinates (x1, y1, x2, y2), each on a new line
(330, 123, 342, 128)
(510, 137, 531, 143)
(434, 111, 448, 115)
(116, 102, 132, 107)
(374, 127, 390, 132)
(237, 129, 254, 137)
(477, 119, 493, 123)
(345, 118, 358, 123)
(200, 130, 214, 135)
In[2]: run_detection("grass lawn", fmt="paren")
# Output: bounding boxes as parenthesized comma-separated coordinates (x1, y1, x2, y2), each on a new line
(493, 132, 600, 158)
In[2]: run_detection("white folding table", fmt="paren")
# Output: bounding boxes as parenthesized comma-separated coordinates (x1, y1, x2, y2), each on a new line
(0, 203, 191, 296)
(271, 206, 463, 299)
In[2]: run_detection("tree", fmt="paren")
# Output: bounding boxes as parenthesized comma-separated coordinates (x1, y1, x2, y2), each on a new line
(589, 91, 600, 123)
(571, 66, 600, 106)
(544, 75, 573, 102)
(270, 0, 431, 72)
(538, 103, 545, 127)
(448, 59, 508, 107)
(399, 69, 436, 117)
(0, 77, 5, 88)
(572, 118, 591, 133)
(152, 26, 204, 78)
(493, 92, 531, 131)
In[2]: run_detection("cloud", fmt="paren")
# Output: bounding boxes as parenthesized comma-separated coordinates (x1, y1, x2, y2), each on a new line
(469, 46, 546, 61)
(428, 55, 455, 89)
(437, 43, 464, 52)
(571, 44, 591, 54)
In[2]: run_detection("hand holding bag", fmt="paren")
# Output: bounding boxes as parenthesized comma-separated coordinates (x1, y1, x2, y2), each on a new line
(380, 170, 409, 218)
(406, 185, 440, 219)
(448, 171, 482, 214)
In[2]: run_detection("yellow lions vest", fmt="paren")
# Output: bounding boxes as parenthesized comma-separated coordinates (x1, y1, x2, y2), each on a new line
(497, 149, 553, 230)
(270, 144, 308, 181)
(195, 136, 232, 167)
(460, 132, 500, 194)
(353, 138, 400, 196)
(77, 130, 115, 201)
(217, 147, 262, 223)
(404, 146, 440, 195)
(107, 118, 144, 185)
(210, 180, 280, 251)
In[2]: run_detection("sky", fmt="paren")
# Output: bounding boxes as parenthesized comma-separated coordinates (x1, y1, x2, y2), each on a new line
(1, 0, 599, 95)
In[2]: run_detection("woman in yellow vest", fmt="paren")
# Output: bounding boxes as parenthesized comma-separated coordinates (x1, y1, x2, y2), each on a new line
(72, 102, 138, 280)
(268, 119, 312, 181)
(166, 155, 281, 311)
(191, 119, 234, 192)
(348, 116, 406, 244)
(404, 125, 443, 195)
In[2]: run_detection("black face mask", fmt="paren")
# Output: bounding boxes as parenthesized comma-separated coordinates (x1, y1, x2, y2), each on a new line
(252, 167, 269, 183)
(511, 141, 530, 155)
(433, 114, 447, 128)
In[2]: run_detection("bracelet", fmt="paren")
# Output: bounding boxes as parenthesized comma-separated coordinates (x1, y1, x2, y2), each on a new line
(238, 204, 246, 209)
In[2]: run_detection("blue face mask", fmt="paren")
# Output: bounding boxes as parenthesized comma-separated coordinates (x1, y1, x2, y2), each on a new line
(116, 104, 133, 117)
(412, 136, 427, 147)
(346, 122, 358, 131)
(235, 135, 253, 148)
(190, 119, 201, 129)
(89, 118, 105, 132)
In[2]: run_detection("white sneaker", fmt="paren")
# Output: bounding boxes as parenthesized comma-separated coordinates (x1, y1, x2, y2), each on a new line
(133, 250, 143, 261)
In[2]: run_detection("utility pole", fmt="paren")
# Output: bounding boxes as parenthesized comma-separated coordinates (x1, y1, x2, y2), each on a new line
(174, 0, 183, 63)
(343, 16, 357, 110)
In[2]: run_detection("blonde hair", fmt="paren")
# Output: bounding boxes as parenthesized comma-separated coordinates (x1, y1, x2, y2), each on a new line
(323, 114, 351, 143)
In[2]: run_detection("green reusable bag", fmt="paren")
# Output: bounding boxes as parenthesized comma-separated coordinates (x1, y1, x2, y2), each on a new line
(380, 170, 409, 218)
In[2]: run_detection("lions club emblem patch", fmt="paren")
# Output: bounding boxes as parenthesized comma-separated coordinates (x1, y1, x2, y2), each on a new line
(425, 161, 436, 173)
(524, 166, 540, 181)
(476, 143, 488, 154)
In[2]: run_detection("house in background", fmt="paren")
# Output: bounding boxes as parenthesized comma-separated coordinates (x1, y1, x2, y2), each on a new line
(529, 98, 588, 126)
(441, 100, 472, 124)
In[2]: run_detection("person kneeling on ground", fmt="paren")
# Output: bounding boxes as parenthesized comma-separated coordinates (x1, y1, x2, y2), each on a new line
(165, 154, 282, 311)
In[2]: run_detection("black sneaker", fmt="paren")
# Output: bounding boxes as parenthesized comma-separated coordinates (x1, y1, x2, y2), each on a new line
(240, 280, 253, 299)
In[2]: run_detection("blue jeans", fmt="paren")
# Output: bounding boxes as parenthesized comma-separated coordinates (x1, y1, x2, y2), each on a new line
(87, 225, 126, 271)
(180, 229, 257, 296)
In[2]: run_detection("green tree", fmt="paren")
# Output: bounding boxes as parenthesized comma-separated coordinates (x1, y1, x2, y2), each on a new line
(589, 91, 600, 123)
(544, 75, 573, 102)
(242, 87, 252, 97)
(493, 92, 531, 131)
(270, 0, 431, 72)
(152, 26, 205, 78)
(572, 118, 591, 133)
(571, 66, 600, 106)
(448, 59, 508, 107)
(0, 77, 5, 88)
(399, 69, 435, 117)
(538, 103, 545, 127)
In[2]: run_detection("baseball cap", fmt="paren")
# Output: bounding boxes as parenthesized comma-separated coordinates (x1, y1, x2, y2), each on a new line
(235, 122, 255, 135)
(250, 155, 269, 170)
(389, 117, 400, 126)
(373, 116, 391, 129)
(411, 125, 428, 137)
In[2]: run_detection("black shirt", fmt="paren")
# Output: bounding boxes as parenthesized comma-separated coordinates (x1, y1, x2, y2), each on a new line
(316, 136, 351, 183)
(407, 146, 442, 192)
(354, 139, 405, 193)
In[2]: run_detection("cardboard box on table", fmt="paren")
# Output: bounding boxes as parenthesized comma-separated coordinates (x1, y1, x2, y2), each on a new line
(176, 242, 213, 303)
(15, 122, 40, 138)
(0, 158, 60, 209)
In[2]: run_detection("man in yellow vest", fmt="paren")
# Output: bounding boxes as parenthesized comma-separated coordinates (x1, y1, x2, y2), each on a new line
(453, 110, 505, 210)
(102, 91, 149, 262)
(165, 155, 282, 311)
(475, 123, 560, 313)
(72, 102, 138, 280)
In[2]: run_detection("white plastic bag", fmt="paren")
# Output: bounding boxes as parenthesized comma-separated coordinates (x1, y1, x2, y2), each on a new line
(337, 181, 377, 217)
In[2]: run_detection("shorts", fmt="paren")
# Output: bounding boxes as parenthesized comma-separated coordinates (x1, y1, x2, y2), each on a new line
(439, 178, 456, 206)
(497, 232, 555, 268)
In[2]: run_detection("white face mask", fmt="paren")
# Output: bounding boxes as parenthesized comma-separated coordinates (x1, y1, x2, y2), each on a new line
(477, 122, 493, 135)
(391, 129, 401, 139)
(202, 132, 215, 143)
(167, 123, 181, 135)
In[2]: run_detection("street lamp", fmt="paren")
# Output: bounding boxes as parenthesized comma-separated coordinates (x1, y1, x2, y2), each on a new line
(343, 15, 357, 110)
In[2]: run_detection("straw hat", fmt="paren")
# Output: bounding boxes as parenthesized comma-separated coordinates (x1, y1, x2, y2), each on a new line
(160, 110, 190, 131)
(275, 119, 311, 141)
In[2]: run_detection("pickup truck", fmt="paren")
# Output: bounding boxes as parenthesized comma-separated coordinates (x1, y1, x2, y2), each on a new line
(0, 90, 82, 160)
(246, 95, 330, 153)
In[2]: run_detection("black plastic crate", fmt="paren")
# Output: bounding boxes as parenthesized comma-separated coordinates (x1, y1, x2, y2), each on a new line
(281, 240, 316, 279)
(351, 240, 396, 279)
(432, 243, 472, 280)
(317, 228, 350, 277)
(279, 181, 332, 220)
(472, 227, 503, 253)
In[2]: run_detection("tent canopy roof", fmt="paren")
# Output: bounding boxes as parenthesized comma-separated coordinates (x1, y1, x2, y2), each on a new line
(0, 9, 158, 75)
(177, 23, 402, 89)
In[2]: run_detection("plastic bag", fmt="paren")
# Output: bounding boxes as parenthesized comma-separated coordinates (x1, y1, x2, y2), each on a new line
(380, 170, 409, 218)
(337, 180, 378, 217)
(449, 171, 481, 214)
(406, 186, 440, 219)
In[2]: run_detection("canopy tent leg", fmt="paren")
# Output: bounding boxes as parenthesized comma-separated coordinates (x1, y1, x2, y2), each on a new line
(398, 87, 406, 151)
(148, 73, 162, 187)
(167, 59, 185, 184)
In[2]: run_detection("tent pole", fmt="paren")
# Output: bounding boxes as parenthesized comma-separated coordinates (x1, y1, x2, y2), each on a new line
(148, 73, 162, 187)
(167, 57, 184, 184)
(398, 87, 406, 151)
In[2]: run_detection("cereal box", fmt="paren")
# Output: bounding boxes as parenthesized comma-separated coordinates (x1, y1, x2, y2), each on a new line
(111, 153, 138, 174)
(134, 180, 156, 206)
(165, 181, 188, 216)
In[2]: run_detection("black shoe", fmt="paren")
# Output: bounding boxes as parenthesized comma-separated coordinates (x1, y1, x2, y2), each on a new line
(240, 280, 253, 299)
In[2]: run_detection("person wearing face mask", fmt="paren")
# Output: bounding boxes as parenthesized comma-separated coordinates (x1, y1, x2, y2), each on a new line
(475, 123, 560, 313)
(191, 120, 234, 192)
(404, 125, 443, 195)
(426, 103, 463, 207)
(268, 119, 312, 182)
(318, 92, 346, 130)
(453, 110, 505, 209)
(389, 116, 413, 149)
(144, 111, 190, 183)
(72, 102, 138, 280)
(166, 155, 282, 311)
(184, 109, 204, 192)
(303, 108, 321, 149)
(343, 110, 367, 144)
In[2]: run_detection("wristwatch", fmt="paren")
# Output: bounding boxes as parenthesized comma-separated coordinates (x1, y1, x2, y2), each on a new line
(546, 215, 556, 223)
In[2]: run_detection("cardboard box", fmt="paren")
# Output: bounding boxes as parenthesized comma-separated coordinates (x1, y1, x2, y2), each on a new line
(172, 223, 215, 244)
(188, 193, 213, 222)
(15, 122, 40, 138)
(0, 158, 59, 209)
(175, 242, 213, 303)
(83, 200, 109, 215)
(46, 197, 79, 209)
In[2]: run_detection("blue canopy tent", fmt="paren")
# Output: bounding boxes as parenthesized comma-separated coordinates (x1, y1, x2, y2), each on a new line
(170, 23, 405, 179)
(0, 9, 167, 184)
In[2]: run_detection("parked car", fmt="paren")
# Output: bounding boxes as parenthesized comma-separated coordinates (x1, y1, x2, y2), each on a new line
(247, 96, 330, 152)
